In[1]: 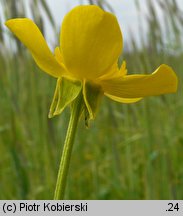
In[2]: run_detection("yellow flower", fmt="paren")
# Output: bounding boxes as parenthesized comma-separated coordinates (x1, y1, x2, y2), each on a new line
(5, 5, 178, 120)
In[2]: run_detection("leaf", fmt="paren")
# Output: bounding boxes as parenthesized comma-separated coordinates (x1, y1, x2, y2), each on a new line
(49, 77, 82, 118)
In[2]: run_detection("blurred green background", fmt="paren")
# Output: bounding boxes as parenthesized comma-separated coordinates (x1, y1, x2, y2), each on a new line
(0, 0, 182, 199)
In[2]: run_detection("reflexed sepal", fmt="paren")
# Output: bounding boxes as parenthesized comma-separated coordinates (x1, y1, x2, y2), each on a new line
(83, 80, 103, 127)
(49, 77, 82, 118)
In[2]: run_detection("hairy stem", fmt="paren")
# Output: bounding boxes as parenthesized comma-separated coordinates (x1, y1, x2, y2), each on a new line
(54, 93, 83, 200)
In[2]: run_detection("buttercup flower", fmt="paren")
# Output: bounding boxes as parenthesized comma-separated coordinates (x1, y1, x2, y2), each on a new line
(5, 5, 178, 200)
(5, 5, 178, 122)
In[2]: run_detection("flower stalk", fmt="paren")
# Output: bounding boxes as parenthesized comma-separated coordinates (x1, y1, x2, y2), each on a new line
(54, 92, 83, 200)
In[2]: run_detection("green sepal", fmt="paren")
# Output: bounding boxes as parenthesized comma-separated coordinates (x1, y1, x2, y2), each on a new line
(83, 81, 103, 127)
(49, 77, 82, 118)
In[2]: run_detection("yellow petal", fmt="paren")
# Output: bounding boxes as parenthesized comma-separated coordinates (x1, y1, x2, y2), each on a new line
(54, 47, 63, 63)
(60, 5, 122, 79)
(105, 94, 142, 103)
(120, 61, 127, 76)
(99, 60, 127, 80)
(5, 18, 66, 78)
(100, 64, 178, 98)
(98, 61, 119, 80)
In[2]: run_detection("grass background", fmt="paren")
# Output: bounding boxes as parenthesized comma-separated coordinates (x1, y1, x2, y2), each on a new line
(0, 0, 183, 199)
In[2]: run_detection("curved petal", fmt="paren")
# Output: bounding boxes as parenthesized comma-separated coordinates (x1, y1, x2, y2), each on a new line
(105, 94, 142, 103)
(54, 47, 75, 79)
(100, 64, 178, 98)
(60, 5, 122, 79)
(98, 61, 119, 80)
(54, 47, 63, 63)
(6, 18, 66, 78)
(120, 61, 127, 76)
(99, 60, 127, 80)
